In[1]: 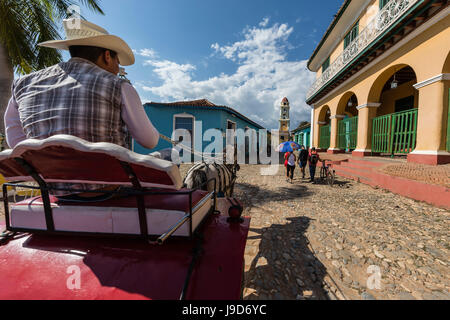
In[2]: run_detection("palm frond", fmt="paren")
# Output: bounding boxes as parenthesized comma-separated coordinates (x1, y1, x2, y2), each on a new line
(0, 0, 36, 73)
(0, 0, 104, 74)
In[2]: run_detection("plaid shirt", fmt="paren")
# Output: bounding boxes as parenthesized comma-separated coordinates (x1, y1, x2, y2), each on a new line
(12, 58, 130, 195)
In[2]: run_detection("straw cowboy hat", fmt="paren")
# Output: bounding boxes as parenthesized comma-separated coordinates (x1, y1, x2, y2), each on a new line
(39, 19, 135, 66)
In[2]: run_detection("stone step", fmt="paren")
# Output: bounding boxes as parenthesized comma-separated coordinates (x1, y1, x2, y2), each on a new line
(333, 166, 373, 183)
(348, 158, 389, 167)
(338, 161, 377, 171)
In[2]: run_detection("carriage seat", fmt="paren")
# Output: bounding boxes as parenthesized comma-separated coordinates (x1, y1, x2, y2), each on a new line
(0, 135, 213, 237)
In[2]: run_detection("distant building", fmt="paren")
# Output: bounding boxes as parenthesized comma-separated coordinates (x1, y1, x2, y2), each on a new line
(306, 0, 449, 165)
(133, 99, 265, 158)
(279, 97, 291, 143)
(291, 121, 311, 148)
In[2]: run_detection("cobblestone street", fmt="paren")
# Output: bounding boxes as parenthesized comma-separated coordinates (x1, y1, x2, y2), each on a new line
(1, 164, 448, 300)
(232, 165, 449, 300)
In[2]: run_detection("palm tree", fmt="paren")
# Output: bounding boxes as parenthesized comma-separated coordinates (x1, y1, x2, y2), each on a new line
(0, 0, 104, 145)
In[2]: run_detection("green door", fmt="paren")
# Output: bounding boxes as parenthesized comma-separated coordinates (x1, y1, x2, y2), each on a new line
(338, 117, 358, 151)
(319, 125, 331, 150)
(372, 109, 418, 155)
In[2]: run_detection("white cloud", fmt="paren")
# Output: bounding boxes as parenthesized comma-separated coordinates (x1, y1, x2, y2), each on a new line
(133, 48, 157, 58)
(259, 17, 270, 27)
(138, 20, 315, 130)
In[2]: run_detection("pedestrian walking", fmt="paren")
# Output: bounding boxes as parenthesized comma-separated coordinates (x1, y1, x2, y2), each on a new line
(298, 145, 308, 179)
(308, 147, 321, 183)
(285, 151, 297, 183)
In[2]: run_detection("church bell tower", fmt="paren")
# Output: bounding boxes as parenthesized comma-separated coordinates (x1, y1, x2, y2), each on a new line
(279, 97, 291, 143)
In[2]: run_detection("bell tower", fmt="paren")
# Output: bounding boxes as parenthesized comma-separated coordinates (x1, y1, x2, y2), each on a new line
(279, 97, 291, 143)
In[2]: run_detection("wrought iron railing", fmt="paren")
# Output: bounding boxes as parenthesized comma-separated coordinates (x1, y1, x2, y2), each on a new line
(338, 117, 359, 150)
(372, 108, 418, 155)
(307, 0, 419, 101)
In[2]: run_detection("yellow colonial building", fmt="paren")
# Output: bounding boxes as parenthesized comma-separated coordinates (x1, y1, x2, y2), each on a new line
(306, 0, 449, 165)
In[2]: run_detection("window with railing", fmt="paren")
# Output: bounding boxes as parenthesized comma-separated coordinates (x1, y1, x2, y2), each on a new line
(344, 21, 359, 49)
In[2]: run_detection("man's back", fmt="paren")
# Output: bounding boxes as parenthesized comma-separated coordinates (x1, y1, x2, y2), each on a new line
(10, 57, 131, 195)
(309, 151, 319, 166)
(13, 57, 129, 148)
(299, 149, 308, 162)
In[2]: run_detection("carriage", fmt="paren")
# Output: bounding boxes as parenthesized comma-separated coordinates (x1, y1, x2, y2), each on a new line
(0, 135, 250, 300)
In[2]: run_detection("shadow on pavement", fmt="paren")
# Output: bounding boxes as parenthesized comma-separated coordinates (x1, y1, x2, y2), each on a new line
(235, 182, 314, 210)
(244, 216, 329, 300)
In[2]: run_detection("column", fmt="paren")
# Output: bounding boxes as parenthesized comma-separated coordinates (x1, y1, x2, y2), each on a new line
(409, 75, 450, 165)
(316, 121, 327, 151)
(328, 115, 346, 154)
(352, 103, 381, 157)
(310, 107, 316, 148)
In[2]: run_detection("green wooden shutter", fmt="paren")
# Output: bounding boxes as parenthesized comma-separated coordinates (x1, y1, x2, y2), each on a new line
(344, 21, 359, 49)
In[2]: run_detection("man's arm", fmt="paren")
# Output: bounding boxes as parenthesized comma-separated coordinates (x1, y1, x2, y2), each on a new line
(121, 82, 159, 150)
(4, 95, 27, 149)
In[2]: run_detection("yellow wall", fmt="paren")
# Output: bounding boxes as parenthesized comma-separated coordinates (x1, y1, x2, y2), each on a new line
(280, 123, 289, 132)
(360, 0, 379, 30)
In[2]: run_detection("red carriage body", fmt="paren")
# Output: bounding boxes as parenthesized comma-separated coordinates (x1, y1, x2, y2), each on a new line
(0, 136, 250, 300)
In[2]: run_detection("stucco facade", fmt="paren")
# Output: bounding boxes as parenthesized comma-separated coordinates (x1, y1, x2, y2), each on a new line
(133, 99, 264, 157)
(306, 0, 450, 165)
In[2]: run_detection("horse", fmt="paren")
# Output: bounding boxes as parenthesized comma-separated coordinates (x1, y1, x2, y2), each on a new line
(183, 162, 240, 198)
(150, 145, 240, 197)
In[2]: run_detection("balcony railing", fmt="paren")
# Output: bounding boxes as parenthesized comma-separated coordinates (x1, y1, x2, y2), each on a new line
(306, 0, 419, 101)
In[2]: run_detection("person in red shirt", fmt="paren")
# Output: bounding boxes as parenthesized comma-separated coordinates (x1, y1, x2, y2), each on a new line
(284, 151, 297, 183)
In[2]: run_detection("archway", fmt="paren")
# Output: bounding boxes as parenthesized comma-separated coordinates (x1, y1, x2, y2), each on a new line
(336, 92, 359, 117)
(369, 65, 419, 156)
(336, 92, 359, 152)
(318, 105, 331, 124)
(318, 106, 331, 150)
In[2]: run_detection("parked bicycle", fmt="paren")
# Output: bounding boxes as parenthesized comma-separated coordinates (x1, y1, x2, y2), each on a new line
(320, 160, 335, 186)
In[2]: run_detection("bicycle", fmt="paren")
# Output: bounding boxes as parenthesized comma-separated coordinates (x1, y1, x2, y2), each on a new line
(320, 160, 335, 186)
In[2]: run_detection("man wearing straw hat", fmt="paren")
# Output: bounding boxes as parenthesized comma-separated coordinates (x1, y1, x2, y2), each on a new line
(3, 19, 160, 196)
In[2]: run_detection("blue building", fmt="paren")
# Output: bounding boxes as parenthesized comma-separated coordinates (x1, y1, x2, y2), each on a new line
(292, 122, 311, 148)
(133, 99, 265, 156)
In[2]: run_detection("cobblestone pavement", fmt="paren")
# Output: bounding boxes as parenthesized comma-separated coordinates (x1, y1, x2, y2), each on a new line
(230, 165, 449, 300)
(1, 164, 448, 300)
(316, 152, 450, 188)
(381, 163, 450, 188)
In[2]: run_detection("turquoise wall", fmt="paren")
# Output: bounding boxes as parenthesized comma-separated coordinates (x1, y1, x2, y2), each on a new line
(133, 104, 263, 155)
(294, 127, 311, 148)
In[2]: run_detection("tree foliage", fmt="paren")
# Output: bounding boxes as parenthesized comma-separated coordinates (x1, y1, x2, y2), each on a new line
(0, 0, 104, 75)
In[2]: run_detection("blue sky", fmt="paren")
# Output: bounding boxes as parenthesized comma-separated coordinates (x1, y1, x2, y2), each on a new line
(67, 0, 342, 130)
